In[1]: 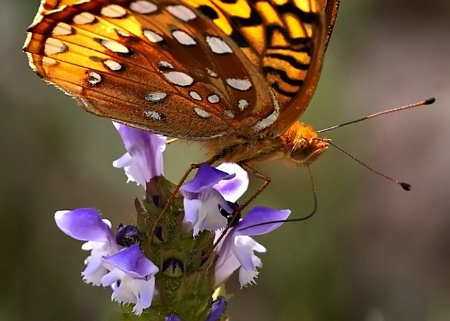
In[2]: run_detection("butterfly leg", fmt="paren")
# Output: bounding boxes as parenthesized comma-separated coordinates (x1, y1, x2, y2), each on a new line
(166, 138, 179, 145)
(237, 163, 271, 212)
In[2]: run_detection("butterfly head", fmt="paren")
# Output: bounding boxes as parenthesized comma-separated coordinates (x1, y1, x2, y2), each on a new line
(281, 121, 329, 166)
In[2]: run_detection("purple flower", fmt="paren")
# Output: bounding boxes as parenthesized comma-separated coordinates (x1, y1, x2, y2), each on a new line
(112, 122, 166, 187)
(205, 296, 227, 321)
(102, 245, 159, 315)
(214, 206, 290, 287)
(54, 208, 158, 315)
(55, 208, 120, 285)
(55, 123, 292, 316)
(180, 163, 248, 236)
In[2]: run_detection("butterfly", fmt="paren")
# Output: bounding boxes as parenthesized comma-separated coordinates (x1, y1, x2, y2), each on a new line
(24, 0, 340, 172)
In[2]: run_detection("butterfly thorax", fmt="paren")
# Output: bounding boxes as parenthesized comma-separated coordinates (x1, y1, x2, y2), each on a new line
(206, 121, 329, 166)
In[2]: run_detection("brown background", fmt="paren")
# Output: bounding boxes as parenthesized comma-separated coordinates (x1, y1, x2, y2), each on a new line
(1, 1, 449, 320)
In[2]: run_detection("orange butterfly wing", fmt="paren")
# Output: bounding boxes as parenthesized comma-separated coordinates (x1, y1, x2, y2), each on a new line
(25, 0, 339, 140)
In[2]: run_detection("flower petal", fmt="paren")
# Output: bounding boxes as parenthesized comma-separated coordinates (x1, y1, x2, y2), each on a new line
(131, 277, 155, 315)
(214, 246, 240, 287)
(238, 256, 261, 287)
(183, 189, 228, 235)
(113, 122, 166, 186)
(236, 206, 291, 236)
(232, 235, 266, 271)
(82, 259, 109, 286)
(103, 244, 159, 278)
(108, 273, 156, 315)
(206, 296, 227, 321)
(214, 163, 248, 202)
(180, 164, 235, 194)
(55, 208, 115, 243)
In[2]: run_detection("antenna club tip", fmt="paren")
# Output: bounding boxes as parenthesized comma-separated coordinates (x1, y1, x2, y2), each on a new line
(424, 97, 436, 105)
(400, 182, 412, 191)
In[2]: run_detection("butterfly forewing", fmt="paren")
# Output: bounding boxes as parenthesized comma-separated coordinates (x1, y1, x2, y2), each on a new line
(25, 0, 331, 140)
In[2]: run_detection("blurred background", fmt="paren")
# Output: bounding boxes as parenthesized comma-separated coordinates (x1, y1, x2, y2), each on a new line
(1, 0, 449, 320)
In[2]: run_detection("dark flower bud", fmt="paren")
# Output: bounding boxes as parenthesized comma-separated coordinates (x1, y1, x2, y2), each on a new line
(116, 224, 141, 247)
(162, 258, 185, 277)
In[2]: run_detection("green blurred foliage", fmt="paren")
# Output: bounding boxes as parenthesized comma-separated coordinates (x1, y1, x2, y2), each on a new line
(1, 1, 449, 321)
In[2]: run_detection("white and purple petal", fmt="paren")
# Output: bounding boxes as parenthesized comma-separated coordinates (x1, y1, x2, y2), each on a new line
(214, 206, 290, 287)
(55, 208, 116, 243)
(181, 164, 238, 234)
(103, 244, 159, 278)
(238, 252, 262, 287)
(107, 271, 155, 315)
(113, 122, 166, 187)
(55, 208, 123, 285)
(213, 163, 248, 202)
(102, 245, 159, 315)
(214, 235, 240, 287)
(232, 235, 266, 271)
(82, 244, 111, 285)
(180, 163, 235, 195)
(183, 190, 229, 236)
(235, 206, 291, 236)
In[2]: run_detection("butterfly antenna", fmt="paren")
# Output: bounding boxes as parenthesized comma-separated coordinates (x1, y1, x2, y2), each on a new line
(317, 138, 411, 191)
(238, 166, 318, 232)
(317, 97, 435, 133)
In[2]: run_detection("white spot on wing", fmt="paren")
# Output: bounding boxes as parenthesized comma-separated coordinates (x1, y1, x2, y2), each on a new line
(115, 29, 131, 37)
(42, 57, 57, 66)
(73, 12, 95, 24)
(207, 68, 218, 78)
(253, 110, 279, 132)
(164, 71, 194, 87)
(87, 71, 102, 86)
(253, 90, 280, 132)
(44, 38, 67, 54)
(103, 59, 123, 71)
(189, 91, 202, 101)
(172, 30, 196, 46)
(194, 108, 211, 119)
(145, 92, 167, 102)
(158, 60, 174, 69)
(100, 39, 130, 53)
(207, 94, 220, 104)
(167, 5, 196, 21)
(224, 110, 235, 119)
(238, 99, 249, 111)
(101, 4, 127, 18)
(52, 22, 72, 36)
(205, 35, 232, 54)
(143, 29, 163, 43)
(226, 78, 252, 91)
(130, 1, 158, 14)
(144, 110, 163, 120)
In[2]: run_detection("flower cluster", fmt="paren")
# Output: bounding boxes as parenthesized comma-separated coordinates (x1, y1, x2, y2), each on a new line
(55, 123, 290, 318)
